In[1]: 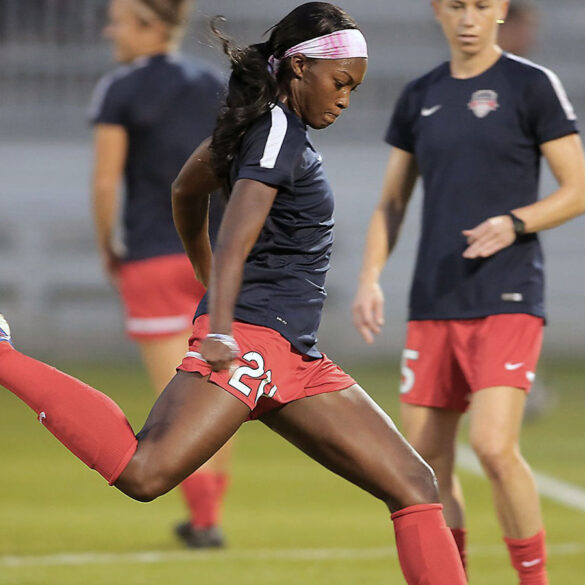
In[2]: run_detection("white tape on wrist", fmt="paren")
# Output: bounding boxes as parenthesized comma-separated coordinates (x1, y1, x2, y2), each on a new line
(206, 333, 240, 357)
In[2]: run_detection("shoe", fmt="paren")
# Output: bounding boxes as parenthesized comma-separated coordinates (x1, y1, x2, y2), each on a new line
(174, 521, 225, 549)
(0, 314, 13, 347)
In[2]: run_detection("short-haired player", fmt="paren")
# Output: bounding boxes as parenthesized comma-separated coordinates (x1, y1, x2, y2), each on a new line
(353, 1, 585, 583)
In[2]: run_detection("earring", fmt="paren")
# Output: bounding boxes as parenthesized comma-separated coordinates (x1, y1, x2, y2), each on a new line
(497, 19, 505, 24)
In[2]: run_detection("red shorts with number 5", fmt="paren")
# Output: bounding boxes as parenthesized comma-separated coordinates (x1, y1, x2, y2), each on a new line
(400, 314, 544, 412)
(178, 314, 356, 419)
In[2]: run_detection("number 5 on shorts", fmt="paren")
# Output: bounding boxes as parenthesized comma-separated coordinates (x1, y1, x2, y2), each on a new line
(400, 349, 420, 394)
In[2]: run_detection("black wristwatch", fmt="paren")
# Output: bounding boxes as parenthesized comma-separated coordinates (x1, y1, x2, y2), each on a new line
(507, 212, 526, 235)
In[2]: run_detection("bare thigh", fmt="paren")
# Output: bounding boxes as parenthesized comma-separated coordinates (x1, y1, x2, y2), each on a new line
(137, 332, 236, 472)
(116, 371, 250, 501)
(400, 403, 462, 472)
(260, 385, 438, 513)
(137, 331, 191, 394)
(469, 385, 526, 455)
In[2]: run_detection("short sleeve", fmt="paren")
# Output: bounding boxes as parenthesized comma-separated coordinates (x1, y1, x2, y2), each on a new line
(526, 68, 578, 145)
(384, 82, 418, 153)
(235, 106, 304, 190)
(87, 71, 130, 126)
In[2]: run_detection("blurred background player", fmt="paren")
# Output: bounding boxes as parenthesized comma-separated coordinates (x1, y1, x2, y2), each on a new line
(498, 0, 539, 57)
(88, 0, 230, 548)
(499, 0, 554, 421)
(352, 0, 585, 583)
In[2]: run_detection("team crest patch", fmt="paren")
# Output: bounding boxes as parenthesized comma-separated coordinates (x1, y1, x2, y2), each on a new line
(468, 90, 499, 118)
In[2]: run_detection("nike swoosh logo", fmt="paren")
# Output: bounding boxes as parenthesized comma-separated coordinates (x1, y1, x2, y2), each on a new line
(521, 559, 542, 568)
(505, 362, 525, 371)
(421, 105, 442, 117)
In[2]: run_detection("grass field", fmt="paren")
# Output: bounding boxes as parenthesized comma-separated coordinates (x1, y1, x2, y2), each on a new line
(1, 359, 584, 585)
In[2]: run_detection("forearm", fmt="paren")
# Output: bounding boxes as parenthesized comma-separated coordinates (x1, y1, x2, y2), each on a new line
(91, 124, 127, 252)
(207, 243, 247, 335)
(512, 184, 585, 233)
(359, 148, 416, 285)
(172, 190, 212, 286)
(92, 184, 118, 250)
(463, 183, 585, 259)
(172, 139, 222, 286)
(359, 202, 405, 284)
(188, 232, 212, 288)
(205, 178, 278, 337)
(515, 134, 585, 232)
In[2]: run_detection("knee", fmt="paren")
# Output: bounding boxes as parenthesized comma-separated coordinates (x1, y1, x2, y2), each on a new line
(124, 478, 166, 503)
(470, 437, 519, 481)
(404, 459, 440, 505)
(411, 444, 453, 485)
(115, 458, 181, 502)
(382, 457, 439, 510)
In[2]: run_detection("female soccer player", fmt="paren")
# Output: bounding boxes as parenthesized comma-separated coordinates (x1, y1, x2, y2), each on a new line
(89, 0, 229, 548)
(352, 1, 585, 583)
(0, 3, 467, 583)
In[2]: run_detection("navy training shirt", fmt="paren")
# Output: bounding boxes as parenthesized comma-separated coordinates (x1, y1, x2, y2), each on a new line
(197, 103, 335, 357)
(386, 53, 578, 321)
(89, 53, 225, 261)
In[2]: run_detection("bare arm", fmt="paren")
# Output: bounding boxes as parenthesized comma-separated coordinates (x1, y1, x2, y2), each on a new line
(91, 124, 128, 286)
(201, 178, 278, 371)
(172, 138, 220, 287)
(352, 147, 418, 343)
(463, 133, 585, 258)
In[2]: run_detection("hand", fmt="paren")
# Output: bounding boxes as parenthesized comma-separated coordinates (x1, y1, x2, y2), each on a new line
(462, 215, 516, 259)
(352, 281, 385, 344)
(200, 335, 238, 373)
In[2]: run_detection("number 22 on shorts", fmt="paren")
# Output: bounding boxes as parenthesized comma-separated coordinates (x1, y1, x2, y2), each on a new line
(400, 349, 420, 394)
(228, 351, 278, 404)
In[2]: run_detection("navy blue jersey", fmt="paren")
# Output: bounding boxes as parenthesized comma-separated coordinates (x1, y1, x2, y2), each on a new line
(89, 53, 225, 261)
(385, 53, 578, 321)
(197, 103, 335, 357)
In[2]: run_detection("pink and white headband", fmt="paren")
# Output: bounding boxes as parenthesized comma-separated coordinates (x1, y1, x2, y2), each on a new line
(268, 29, 368, 73)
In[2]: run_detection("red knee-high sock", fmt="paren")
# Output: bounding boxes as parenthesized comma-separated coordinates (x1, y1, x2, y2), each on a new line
(214, 472, 230, 525)
(505, 530, 548, 585)
(451, 527, 468, 573)
(215, 473, 230, 504)
(391, 503, 467, 585)
(180, 471, 222, 528)
(180, 472, 230, 528)
(0, 345, 137, 484)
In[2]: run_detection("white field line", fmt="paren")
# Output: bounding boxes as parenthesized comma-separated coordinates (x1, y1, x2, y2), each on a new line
(2, 542, 585, 569)
(457, 445, 585, 514)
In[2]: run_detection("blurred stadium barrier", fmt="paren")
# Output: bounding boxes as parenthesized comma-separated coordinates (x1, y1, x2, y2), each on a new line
(1, 0, 584, 361)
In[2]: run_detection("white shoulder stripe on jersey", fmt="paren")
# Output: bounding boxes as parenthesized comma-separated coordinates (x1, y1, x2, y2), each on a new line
(87, 72, 120, 121)
(505, 53, 577, 121)
(87, 56, 150, 122)
(259, 105, 288, 169)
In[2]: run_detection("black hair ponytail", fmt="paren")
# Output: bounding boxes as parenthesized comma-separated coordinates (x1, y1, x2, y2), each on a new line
(209, 18, 279, 184)
(210, 2, 360, 187)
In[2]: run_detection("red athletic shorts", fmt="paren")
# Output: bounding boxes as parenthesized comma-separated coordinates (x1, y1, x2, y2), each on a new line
(178, 314, 356, 419)
(119, 254, 205, 340)
(400, 314, 544, 412)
